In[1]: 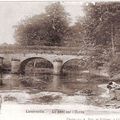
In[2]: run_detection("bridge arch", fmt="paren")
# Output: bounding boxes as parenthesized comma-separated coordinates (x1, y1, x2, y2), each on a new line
(61, 58, 87, 75)
(19, 57, 54, 74)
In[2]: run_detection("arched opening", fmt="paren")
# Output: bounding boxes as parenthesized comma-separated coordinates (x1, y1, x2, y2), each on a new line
(61, 59, 89, 82)
(19, 57, 54, 89)
(20, 57, 53, 75)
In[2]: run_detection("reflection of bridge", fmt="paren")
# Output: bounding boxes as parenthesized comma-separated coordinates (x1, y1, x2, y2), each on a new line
(0, 46, 90, 74)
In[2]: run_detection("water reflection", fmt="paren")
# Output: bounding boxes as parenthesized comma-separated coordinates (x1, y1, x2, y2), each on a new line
(1, 74, 21, 89)
(48, 75, 61, 91)
(0, 72, 100, 96)
(0, 72, 109, 106)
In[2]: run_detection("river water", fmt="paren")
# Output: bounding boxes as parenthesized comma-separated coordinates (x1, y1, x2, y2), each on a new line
(0, 73, 110, 107)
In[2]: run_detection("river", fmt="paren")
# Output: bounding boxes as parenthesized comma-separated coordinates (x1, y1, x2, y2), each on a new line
(0, 73, 112, 108)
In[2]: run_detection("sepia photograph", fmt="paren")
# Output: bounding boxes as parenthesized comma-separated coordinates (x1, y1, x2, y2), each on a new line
(0, 0, 120, 119)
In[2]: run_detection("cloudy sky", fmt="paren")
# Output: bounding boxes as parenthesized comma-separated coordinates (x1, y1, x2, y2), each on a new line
(0, 1, 87, 44)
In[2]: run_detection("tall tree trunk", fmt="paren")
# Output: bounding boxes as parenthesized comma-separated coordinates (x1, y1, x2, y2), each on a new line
(108, 23, 116, 79)
(0, 73, 3, 86)
(111, 23, 115, 57)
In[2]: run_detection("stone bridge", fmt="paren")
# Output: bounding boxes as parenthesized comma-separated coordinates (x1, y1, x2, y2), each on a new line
(0, 52, 89, 75)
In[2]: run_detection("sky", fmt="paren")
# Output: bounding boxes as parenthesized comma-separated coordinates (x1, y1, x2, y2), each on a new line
(0, 1, 86, 44)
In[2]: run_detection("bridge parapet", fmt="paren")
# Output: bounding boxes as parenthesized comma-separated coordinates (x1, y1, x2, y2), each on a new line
(0, 46, 93, 55)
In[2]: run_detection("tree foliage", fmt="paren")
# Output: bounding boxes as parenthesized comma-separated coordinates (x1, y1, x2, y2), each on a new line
(74, 2, 120, 74)
(14, 2, 70, 46)
(75, 3, 120, 47)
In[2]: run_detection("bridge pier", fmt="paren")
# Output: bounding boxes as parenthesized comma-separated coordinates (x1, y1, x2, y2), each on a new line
(53, 59, 63, 75)
(0, 57, 4, 72)
(0, 57, 4, 85)
(0, 57, 3, 66)
(11, 59, 20, 74)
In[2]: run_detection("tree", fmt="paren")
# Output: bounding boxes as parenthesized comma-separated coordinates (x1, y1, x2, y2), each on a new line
(81, 2, 120, 49)
(72, 2, 120, 77)
(82, 2, 120, 78)
(73, 3, 120, 50)
(14, 2, 70, 46)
